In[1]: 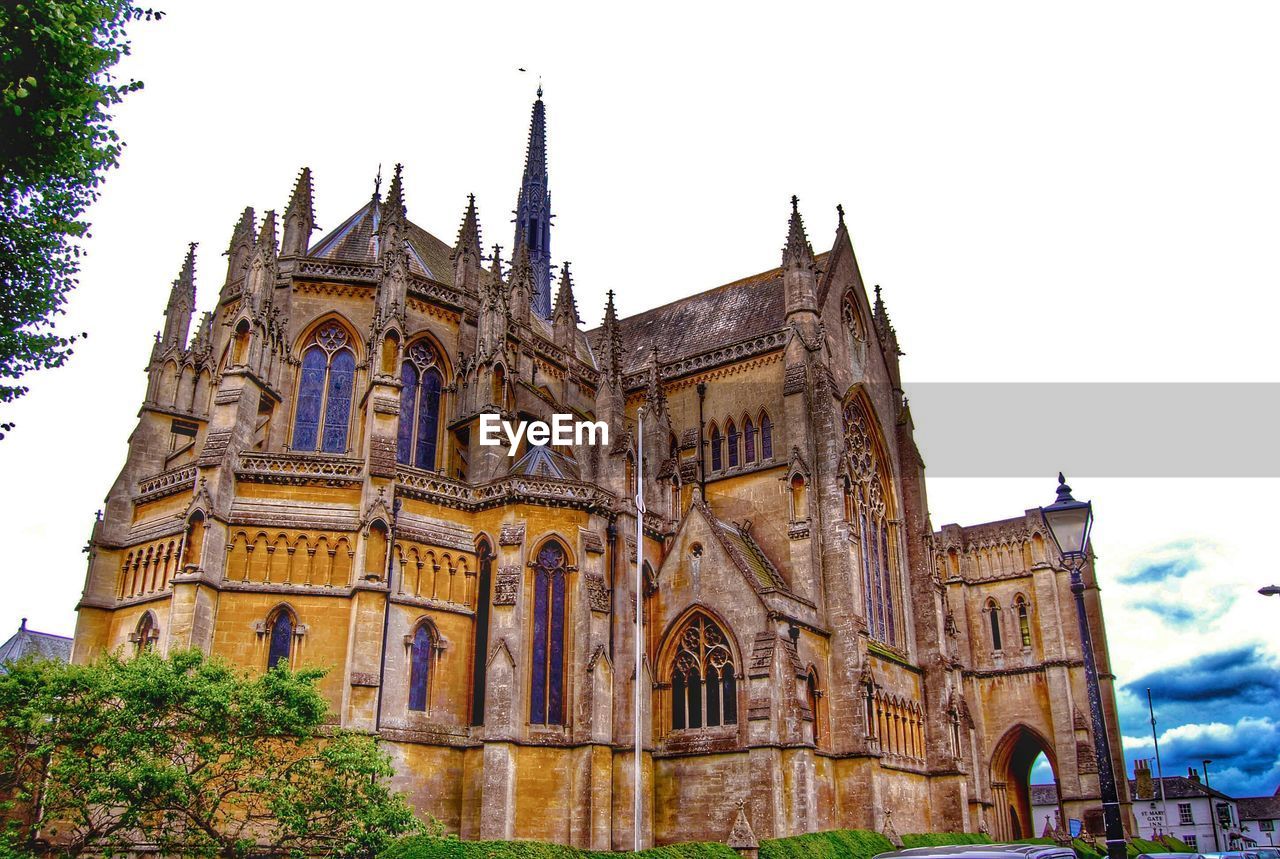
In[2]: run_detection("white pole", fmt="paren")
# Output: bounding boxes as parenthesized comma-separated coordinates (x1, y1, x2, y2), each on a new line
(634, 407, 646, 852)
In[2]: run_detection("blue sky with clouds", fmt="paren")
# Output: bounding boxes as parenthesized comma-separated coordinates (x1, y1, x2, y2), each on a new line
(1025, 535, 1280, 798)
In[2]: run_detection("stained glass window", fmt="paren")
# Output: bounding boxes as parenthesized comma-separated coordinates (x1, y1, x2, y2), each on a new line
(844, 398, 900, 648)
(291, 323, 356, 453)
(670, 614, 736, 730)
(268, 610, 293, 669)
(530, 541, 567, 725)
(760, 413, 773, 459)
(710, 425, 722, 472)
(726, 421, 739, 468)
(397, 341, 444, 471)
(744, 417, 756, 464)
(409, 624, 432, 712)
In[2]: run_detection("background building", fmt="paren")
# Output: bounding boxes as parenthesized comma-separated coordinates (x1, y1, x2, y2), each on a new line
(70, 92, 1132, 849)
(0, 618, 72, 672)
(1240, 794, 1280, 847)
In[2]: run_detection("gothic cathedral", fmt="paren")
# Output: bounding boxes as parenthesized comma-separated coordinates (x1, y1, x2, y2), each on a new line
(71, 92, 1132, 849)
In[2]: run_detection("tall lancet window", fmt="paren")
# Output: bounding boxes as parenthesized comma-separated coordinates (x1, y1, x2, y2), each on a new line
(267, 608, 295, 670)
(408, 622, 434, 712)
(843, 398, 901, 647)
(530, 540, 569, 725)
(397, 340, 445, 470)
(670, 614, 736, 730)
(292, 323, 356, 453)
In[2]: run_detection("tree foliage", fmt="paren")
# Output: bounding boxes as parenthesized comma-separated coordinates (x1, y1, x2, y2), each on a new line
(0, 0, 161, 436)
(0, 649, 420, 858)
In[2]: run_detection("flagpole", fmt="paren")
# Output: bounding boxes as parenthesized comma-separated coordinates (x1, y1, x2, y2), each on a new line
(634, 407, 646, 852)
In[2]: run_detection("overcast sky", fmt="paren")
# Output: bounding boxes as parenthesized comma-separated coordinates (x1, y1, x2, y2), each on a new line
(2, 1, 1277, 797)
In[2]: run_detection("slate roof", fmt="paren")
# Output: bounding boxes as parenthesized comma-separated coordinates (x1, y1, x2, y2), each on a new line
(508, 445, 581, 480)
(309, 201, 454, 286)
(1127, 776, 1235, 803)
(587, 252, 830, 376)
(1238, 796, 1280, 821)
(0, 619, 72, 672)
(708, 515, 791, 594)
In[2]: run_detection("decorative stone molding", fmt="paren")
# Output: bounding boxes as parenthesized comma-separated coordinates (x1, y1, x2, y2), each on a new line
(580, 530, 604, 554)
(499, 523, 525, 546)
(349, 672, 380, 687)
(585, 572, 610, 613)
(783, 363, 807, 394)
(135, 465, 197, 504)
(236, 452, 364, 486)
(372, 395, 400, 416)
(295, 259, 380, 283)
(197, 430, 232, 466)
(493, 566, 520, 605)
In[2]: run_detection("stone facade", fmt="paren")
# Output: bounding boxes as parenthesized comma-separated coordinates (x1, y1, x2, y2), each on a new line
(71, 93, 1132, 848)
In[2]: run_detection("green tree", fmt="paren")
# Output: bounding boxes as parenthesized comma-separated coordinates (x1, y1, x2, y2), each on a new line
(0, 0, 162, 437)
(0, 649, 421, 858)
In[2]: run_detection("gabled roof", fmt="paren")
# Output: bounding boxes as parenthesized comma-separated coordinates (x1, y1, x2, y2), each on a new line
(1127, 776, 1235, 802)
(586, 253, 830, 376)
(0, 619, 72, 672)
(508, 445, 580, 480)
(1238, 796, 1280, 820)
(308, 200, 454, 286)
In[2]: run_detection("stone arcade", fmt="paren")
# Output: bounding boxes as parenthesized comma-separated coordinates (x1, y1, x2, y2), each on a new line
(71, 91, 1132, 849)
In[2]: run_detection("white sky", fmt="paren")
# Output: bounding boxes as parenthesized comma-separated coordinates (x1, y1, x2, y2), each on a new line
(2, 0, 1278, 785)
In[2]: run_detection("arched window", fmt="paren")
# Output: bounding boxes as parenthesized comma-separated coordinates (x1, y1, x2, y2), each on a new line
(806, 668, 823, 746)
(844, 398, 901, 647)
(470, 539, 493, 726)
(709, 424, 723, 472)
(986, 599, 1003, 651)
(1015, 595, 1032, 648)
(292, 322, 356, 453)
(530, 540, 569, 725)
(134, 612, 157, 653)
(397, 340, 445, 470)
(760, 412, 773, 460)
(408, 622, 433, 712)
(669, 432, 679, 459)
(744, 417, 756, 464)
(267, 608, 295, 669)
(726, 420, 739, 468)
(670, 614, 736, 730)
(790, 474, 807, 520)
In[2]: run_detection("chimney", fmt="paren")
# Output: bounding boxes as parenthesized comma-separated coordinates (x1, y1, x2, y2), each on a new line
(1188, 767, 1201, 783)
(1135, 759, 1154, 800)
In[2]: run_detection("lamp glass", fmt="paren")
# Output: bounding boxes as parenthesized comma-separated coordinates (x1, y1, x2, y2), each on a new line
(1043, 498, 1093, 560)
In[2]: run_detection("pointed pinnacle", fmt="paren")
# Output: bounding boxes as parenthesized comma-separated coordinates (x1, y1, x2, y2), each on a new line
(256, 210, 277, 255)
(489, 244, 504, 280)
(178, 242, 197, 287)
(784, 195, 813, 264)
(454, 194, 482, 258)
(836, 203, 845, 228)
(383, 163, 406, 224)
(227, 206, 255, 253)
(286, 167, 315, 223)
(553, 260, 580, 323)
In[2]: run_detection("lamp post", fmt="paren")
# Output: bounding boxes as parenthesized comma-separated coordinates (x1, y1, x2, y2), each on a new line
(1203, 760, 1221, 852)
(1259, 585, 1280, 597)
(1041, 474, 1127, 859)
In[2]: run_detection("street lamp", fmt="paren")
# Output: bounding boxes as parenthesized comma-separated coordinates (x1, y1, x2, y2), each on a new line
(1259, 585, 1280, 597)
(1203, 760, 1221, 852)
(1041, 474, 1127, 859)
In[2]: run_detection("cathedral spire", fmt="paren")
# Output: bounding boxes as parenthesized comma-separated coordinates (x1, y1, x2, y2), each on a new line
(281, 166, 315, 257)
(381, 163, 406, 234)
(244, 210, 278, 314)
(512, 88, 552, 319)
(873, 284, 902, 355)
(782, 194, 815, 270)
(161, 243, 197, 351)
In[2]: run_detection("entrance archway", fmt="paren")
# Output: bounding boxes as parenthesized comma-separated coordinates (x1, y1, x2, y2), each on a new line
(991, 724, 1058, 840)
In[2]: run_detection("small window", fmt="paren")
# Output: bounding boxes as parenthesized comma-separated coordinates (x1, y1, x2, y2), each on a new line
(1259, 819, 1274, 832)
(743, 417, 756, 464)
(1183, 836, 1197, 851)
(986, 599, 1002, 651)
(726, 421, 739, 468)
(709, 424, 723, 472)
(1178, 803, 1193, 825)
(267, 610, 294, 669)
(1015, 596, 1032, 648)
(760, 412, 773, 459)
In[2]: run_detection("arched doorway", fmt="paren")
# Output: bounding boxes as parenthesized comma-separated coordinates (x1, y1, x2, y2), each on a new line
(991, 725, 1059, 840)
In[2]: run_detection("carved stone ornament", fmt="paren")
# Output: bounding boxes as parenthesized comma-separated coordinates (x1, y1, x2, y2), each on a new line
(499, 522, 525, 546)
(493, 565, 520, 605)
(585, 571, 610, 612)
